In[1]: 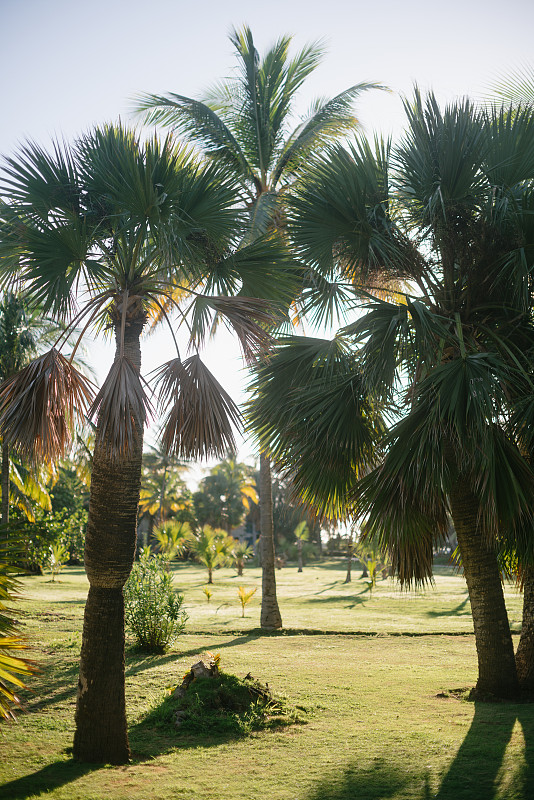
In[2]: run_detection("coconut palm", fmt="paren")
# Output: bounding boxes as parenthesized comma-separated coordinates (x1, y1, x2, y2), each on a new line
(248, 93, 534, 698)
(0, 124, 291, 763)
(194, 453, 258, 532)
(139, 445, 191, 545)
(136, 25, 382, 630)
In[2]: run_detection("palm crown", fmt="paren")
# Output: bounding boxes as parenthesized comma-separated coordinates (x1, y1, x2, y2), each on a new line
(136, 26, 381, 238)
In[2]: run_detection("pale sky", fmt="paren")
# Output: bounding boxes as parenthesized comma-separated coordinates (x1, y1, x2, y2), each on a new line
(1, 0, 533, 466)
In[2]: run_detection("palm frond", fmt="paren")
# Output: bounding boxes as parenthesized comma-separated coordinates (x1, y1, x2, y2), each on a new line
(134, 92, 255, 195)
(0, 349, 94, 462)
(272, 83, 385, 184)
(247, 336, 384, 519)
(89, 356, 151, 460)
(154, 355, 241, 460)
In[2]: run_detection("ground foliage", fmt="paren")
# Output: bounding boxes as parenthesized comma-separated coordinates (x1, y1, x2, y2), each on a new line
(141, 668, 305, 738)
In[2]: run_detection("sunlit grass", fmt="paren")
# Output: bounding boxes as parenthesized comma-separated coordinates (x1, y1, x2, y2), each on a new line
(0, 561, 531, 800)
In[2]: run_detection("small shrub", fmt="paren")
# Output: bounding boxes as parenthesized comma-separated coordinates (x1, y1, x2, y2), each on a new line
(124, 552, 188, 653)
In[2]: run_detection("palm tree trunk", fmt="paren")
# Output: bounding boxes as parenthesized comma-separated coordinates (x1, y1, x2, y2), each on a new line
(449, 479, 519, 699)
(259, 452, 282, 629)
(1, 441, 9, 527)
(344, 533, 353, 584)
(73, 316, 145, 764)
(515, 566, 534, 692)
(297, 540, 303, 572)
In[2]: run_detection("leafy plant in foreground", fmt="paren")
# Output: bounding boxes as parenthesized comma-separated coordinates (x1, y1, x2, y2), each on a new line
(124, 552, 187, 653)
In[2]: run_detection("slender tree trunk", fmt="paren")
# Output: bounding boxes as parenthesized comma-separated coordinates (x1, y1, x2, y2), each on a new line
(260, 452, 282, 629)
(208, 567, 213, 584)
(73, 315, 145, 764)
(449, 479, 519, 699)
(297, 540, 303, 572)
(515, 566, 534, 692)
(1, 441, 9, 527)
(344, 533, 353, 584)
(237, 561, 244, 577)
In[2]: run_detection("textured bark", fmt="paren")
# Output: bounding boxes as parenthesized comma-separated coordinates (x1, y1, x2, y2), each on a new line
(73, 587, 128, 764)
(449, 479, 519, 698)
(73, 316, 145, 763)
(516, 566, 534, 692)
(259, 452, 282, 629)
(1, 441, 9, 527)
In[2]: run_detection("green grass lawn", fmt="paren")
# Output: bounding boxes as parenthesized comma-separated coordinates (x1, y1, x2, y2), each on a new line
(1, 560, 532, 800)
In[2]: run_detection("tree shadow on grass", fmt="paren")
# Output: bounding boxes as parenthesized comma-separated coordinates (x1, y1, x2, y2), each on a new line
(434, 701, 534, 800)
(305, 759, 431, 800)
(426, 596, 471, 618)
(303, 701, 534, 800)
(0, 759, 100, 800)
(125, 630, 265, 678)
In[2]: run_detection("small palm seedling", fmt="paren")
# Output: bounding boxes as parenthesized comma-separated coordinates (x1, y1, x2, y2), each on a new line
(203, 586, 213, 603)
(237, 586, 257, 618)
(49, 542, 68, 582)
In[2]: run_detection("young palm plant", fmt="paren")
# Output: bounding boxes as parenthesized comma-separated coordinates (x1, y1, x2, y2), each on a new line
(0, 124, 292, 763)
(186, 525, 233, 584)
(136, 25, 383, 630)
(248, 94, 534, 699)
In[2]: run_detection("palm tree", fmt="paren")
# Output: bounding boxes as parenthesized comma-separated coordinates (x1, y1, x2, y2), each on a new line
(153, 520, 191, 562)
(293, 520, 309, 572)
(233, 539, 254, 576)
(194, 453, 258, 532)
(186, 524, 232, 584)
(0, 124, 290, 763)
(136, 25, 382, 630)
(248, 94, 534, 699)
(486, 64, 534, 691)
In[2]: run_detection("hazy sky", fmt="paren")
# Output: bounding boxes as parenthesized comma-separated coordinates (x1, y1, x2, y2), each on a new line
(1, 0, 533, 463)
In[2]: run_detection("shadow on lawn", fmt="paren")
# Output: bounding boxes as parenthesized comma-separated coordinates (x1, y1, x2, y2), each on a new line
(305, 702, 534, 800)
(0, 760, 100, 800)
(426, 596, 471, 618)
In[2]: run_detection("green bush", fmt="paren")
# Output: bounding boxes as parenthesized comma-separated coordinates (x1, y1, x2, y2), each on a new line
(124, 552, 187, 653)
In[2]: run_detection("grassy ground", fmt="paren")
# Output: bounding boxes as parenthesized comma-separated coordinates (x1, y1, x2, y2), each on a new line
(1, 560, 532, 800)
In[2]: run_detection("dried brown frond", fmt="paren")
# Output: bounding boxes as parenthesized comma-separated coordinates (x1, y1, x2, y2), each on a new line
(0, 349, 94, 463)
(89, 356, 152, 460)
(208, 296, 276, 362)
(154, 354, 241, 460)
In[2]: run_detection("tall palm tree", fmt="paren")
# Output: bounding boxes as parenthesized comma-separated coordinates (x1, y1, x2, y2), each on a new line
(0, 124, 291, 763)
(136, 25, 382, 629)
(248, 94, 534, 699)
